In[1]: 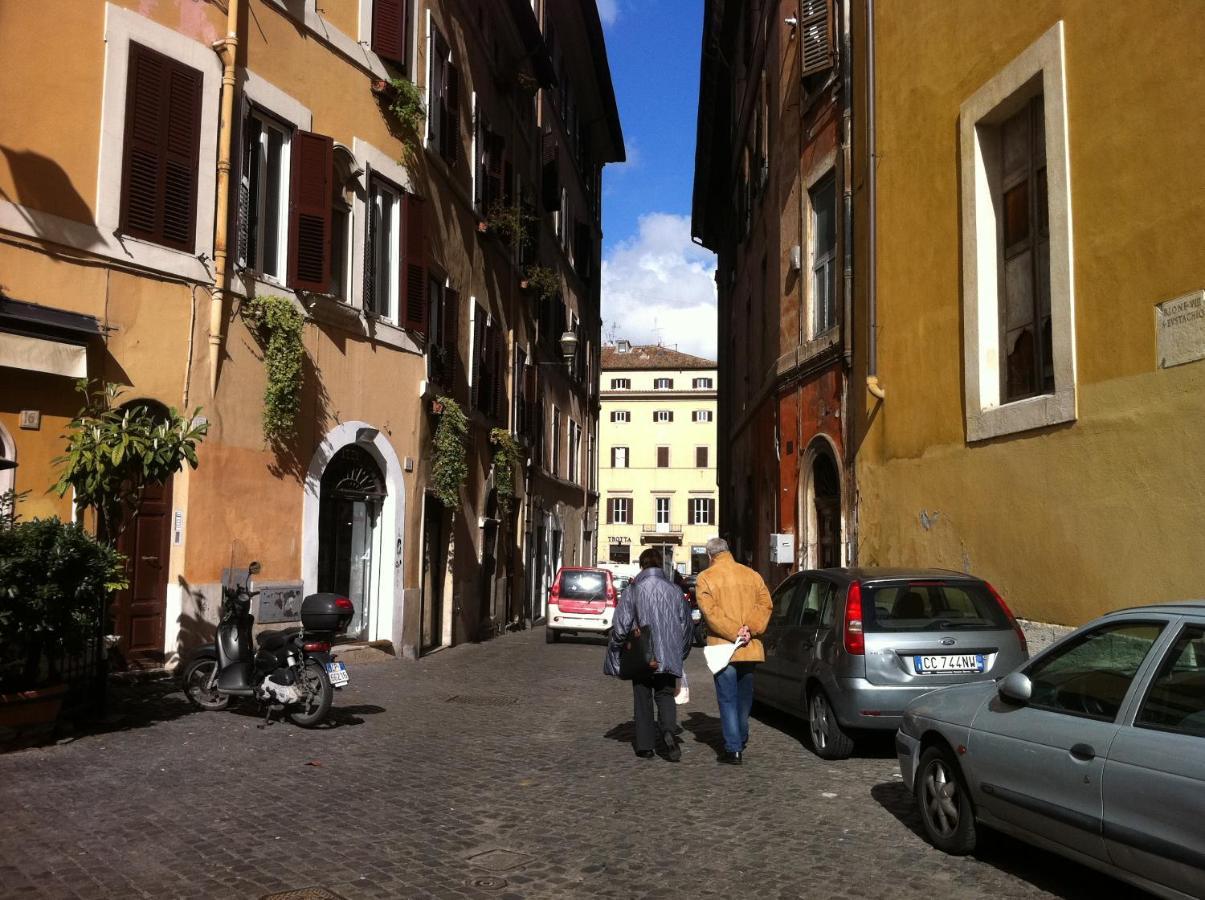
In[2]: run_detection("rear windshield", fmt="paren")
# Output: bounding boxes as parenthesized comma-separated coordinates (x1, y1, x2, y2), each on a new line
(613, 577, 632, 593)
(863, 582, 1010, 632)
(560, 571, 607, 599)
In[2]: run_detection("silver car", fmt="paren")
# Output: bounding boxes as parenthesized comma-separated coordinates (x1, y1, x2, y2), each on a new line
(897, 602, 1205, 899)
(756, 568, 1030, 759)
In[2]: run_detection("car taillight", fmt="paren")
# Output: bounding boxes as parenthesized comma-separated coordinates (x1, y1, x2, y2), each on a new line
(550, 579, 561, 602)
(844, 581, 865, 655)
(303, 641, 331, 652)
(335, 597, 354, 611)
(986, 582, 1028, 655)
(606, 585, 618, 607)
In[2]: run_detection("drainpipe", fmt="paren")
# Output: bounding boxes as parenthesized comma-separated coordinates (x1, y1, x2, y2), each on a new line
(209, 0, 242, 397)
(840, 0, 853, 370)
(865, 0, 884, 402)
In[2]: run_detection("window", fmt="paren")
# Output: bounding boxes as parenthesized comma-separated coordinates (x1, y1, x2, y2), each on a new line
(692, 377, 713, 389)
(810, 173, 837, 336)
(607, 497, 631, 525)
(654, 378, 674, 390)
(610, 410, 630, 423)
(690, 498, 715, 526)
(1025, 621, 1166, 721)
(242, 110, 292, 280)
(119, 43, 202, 252)
(329, 150, 355, 299)
(655, 497, 671, 526)
(862, 582, 1012, 633)
(961, 23, 1074, 441)
(653, 410, 673, 423)
(568, 420, 580, 483)
(695, 447, 709, 468)
(610, 447, 629, 468)
(1136, 626, 1205, 738)
(371, 0, 411, 70)
(426, 280, 460, 388)
(610, 378, 631, 390)
(692, 410, 713, 423)
(656, 447, 669, 468)
(365, 177, 400, 320)
(608, 543, 631, 565)
(471, 304, 505, 420)
(800, 0, 835, 78)
(427, 28, 460, 166)
(551, 407, 562, 477)
(474, 116, 506, 215)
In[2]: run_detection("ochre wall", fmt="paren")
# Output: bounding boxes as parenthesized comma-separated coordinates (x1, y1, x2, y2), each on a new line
(853, 0, 1205, 624)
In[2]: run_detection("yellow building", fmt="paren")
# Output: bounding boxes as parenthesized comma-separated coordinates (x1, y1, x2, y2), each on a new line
(598, 342, 718, 575)
(850, 1, 1205, 625)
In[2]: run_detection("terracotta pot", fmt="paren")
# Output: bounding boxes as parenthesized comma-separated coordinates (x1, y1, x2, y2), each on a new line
(0, 683, 68, 728)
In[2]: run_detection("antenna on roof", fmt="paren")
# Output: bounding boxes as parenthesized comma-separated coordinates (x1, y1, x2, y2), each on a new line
(652, 317, 663, 346)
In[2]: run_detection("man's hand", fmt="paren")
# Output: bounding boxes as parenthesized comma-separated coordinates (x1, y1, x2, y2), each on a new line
(737, 624, 752, 644)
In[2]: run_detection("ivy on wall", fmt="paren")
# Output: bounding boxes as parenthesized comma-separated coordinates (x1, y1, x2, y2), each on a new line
(489, 428, 521, 516)
(242, 296, 305, 447)
(522, 264, 560, 301)
(431, 396, 468, 509)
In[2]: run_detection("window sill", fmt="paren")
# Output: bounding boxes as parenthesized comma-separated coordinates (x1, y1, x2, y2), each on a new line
(966, 387, 1076, 443)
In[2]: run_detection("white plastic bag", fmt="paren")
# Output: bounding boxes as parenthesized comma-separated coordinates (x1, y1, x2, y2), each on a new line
(703, 636, 748, 674)
(675, 673, 690, 705)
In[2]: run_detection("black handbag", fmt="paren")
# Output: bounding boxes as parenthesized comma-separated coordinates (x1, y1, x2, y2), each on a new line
(618, 622, 658, 680)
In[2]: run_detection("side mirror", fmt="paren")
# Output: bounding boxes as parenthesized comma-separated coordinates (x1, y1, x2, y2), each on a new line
(248, 561, 262, 575)
(998, 671, 1032, 704)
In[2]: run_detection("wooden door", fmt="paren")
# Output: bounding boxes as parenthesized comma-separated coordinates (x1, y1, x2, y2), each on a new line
(114, 478, 172, 667)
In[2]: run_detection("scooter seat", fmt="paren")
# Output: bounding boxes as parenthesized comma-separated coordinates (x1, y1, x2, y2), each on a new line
(256, 627, 301, 651)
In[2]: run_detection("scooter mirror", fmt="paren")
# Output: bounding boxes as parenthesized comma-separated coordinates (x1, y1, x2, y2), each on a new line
(248, 561, 262, 575)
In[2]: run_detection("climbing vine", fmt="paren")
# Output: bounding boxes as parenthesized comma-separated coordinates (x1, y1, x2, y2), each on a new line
(486, 200, 533, 247)
(489, 428, 522, 516)
(385, 77, 425, 136)
(242, 296, 305, 447)
(431, 396, 468, 509)
(522, 264, 560, 301)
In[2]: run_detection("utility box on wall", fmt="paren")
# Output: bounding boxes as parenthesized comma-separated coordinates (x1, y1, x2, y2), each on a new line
(770, 533, 794, 565)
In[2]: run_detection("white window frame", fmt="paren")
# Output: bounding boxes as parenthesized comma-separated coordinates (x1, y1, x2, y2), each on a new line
(568, 419, 580, 483)
(654, 378, 673, 390)
(961, 21, 1075, 442)
(613, 446, 629, 468)
(692, 377, 713, 389)
(244, 110, 293, 283)
(690, 497, 714, 526)
(692, 409, 713, 423)
(612, 410, 631, 423)
(610, 377, 631, 390)
(612, 497, 631, 525)
(367, 177, 402, 323)
(655, 497, 671, 526)
(654, 410, 672, 423)
(810, 172, 838, 338)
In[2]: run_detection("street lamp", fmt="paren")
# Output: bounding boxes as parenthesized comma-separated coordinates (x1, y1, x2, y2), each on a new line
(558, 330, 579, 365)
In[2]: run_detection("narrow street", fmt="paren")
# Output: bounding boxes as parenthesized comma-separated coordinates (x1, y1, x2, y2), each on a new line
(0, 629, 1129, 900)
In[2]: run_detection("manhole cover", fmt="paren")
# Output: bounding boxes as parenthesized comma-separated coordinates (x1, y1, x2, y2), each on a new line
(446, 695, 518, 706)
(261, 889, 346, 900)
(466, 876, 509, 890)
(466, 849, 532, 871)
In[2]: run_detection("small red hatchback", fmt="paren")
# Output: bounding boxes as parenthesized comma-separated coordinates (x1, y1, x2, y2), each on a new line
(546, 567, 617, 643)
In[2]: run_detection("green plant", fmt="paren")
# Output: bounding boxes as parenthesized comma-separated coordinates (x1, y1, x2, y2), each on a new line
(431, 396, 468, 509)
(0, 489, 27, 531)
(486, 200, 533, 246)
(523, 264, 560, 301)
(52, 381, 208, 543)
(489, 429, 522, 516)
(0, 517, 126, 691)
(242, 295, 306, 447)
(385, 77, 425, 136)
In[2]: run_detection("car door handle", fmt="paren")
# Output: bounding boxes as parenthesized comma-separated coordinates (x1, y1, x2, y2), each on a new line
(1069, 743, 1096, 761)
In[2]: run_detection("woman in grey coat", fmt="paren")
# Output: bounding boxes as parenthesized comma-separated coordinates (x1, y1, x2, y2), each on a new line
(604, 548, 693, 760)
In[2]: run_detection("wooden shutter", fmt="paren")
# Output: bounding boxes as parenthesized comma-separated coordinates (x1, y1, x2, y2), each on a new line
(287, 131, 334, 292)
(442, 63, 460, 166)
(427, 33, 442, 152)
(401, 191, 428, 335)
(120, 43, 201, 252)
(609, 447, 616, 468)
(471, 308, 488, 411)
(541, 130, 560, 212)
(443, 287, 460, 394)
(486, 132, 505, 211)
(372, 0, 407, 67)
(605, 499, 614, 525)
(491, 323, 506, 420)
(573, 220, 591, 279)
(668, 411, 675, 422)
(363, 173, 377, 315)
(800, 0, 835, 77)
(657, 447, 669, 468)
(696, 447, 708, 468)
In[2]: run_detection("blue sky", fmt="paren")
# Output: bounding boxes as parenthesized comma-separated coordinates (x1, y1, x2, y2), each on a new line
(596, 0, 719, 359)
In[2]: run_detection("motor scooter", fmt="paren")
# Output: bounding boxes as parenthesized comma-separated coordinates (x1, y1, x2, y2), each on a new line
(181, 561, 354, 727)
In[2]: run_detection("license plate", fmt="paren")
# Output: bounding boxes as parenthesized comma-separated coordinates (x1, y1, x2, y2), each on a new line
(691, 609, 702, 622)
(325, 661, 349, 687)
(913, 654, 984, 674)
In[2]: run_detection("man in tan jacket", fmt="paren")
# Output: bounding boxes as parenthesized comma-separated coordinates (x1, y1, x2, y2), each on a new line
(695, 537, 773, 764)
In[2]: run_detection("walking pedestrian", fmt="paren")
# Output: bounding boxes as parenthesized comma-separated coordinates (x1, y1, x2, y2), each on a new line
(604, 548, 693, 761)
(695, 537, 773, 765)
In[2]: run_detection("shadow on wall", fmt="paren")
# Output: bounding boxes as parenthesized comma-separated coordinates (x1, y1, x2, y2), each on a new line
(0, 146, 102, 242)
(172, 575, 222, 668)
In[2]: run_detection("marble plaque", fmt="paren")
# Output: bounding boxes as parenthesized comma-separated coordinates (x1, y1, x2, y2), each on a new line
(1156, 290, 1205, 369)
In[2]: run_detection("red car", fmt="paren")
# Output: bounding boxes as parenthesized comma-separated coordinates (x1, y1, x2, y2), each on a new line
(545, 567, 618, 643)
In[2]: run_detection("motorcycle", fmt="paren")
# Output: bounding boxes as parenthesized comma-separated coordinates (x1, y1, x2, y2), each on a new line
(181, 561, 354, 727)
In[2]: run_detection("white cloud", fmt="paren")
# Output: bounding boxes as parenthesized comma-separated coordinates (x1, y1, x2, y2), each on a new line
(597, 0, 619, 27)
(601, 213, 718, 360)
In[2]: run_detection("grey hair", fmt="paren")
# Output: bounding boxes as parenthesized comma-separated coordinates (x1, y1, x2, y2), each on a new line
(705, 537, 729, 557)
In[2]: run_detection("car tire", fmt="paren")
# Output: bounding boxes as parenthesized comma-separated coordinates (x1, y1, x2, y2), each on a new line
(915, 745, 977, 855)
(807, 687, 855, 760)
(545, 626, 559, 644)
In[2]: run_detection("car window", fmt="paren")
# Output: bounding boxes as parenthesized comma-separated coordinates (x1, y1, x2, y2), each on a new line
(863, 582, 1010, 632)
(796, 580, 834, 628)
(770, 576, 804, 630)
(1135, 625, 1205, 739)
(1025, 621, 1166, 721)
(560, 571, 606, 599)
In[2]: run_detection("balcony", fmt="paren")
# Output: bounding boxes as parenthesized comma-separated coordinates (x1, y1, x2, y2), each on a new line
(639, 523, 683, 544)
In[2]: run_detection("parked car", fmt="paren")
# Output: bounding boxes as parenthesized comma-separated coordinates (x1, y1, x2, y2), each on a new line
(613, 575, 633, 596)
(897, 602, 1205, 899)
(545, 567, 618, 643)
(677, 572, 707, 646)
(755, 568, 1029, 759)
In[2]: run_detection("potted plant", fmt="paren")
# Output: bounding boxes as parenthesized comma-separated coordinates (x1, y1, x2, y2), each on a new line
(522, 264, 560, 301)
(0, 512, 126, 729)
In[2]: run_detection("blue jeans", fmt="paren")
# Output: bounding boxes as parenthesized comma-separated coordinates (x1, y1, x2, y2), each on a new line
(713, 662, 756, 752)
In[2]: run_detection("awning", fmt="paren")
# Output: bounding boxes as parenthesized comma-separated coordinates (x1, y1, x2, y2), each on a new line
(0, 293, 101, 379)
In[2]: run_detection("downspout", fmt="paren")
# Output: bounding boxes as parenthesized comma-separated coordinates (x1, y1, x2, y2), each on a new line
(865, 0, 884, 401)
(209, 0, 242, 397)
(840, 0, 853, 369)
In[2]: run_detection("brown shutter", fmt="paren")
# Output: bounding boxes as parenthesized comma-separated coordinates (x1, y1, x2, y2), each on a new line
(471, 308, 488, 410)
(492, 324, 506, 421)
(372, 0, 406, 67)
(541, 130, 560, 212)
(800, 0, 835, 77)
(657, 447, 669, 468)
(668, 411, 675, 423)
(443, 287, 460, 396)
(363, 173, 377, 315)
(486, 132, 505, 211)
(121, 44, 201, 252)
(696, 447, 708, 468)
(401, 190, 428, 336)
(287, 131, 334, 292)
(609, 447, 616, 468)
(442, 63, 460, 165)
(605, 499, 614, 525)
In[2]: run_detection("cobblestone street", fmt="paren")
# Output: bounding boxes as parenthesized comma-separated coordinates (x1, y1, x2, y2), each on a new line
(1, 628, 1132, 900)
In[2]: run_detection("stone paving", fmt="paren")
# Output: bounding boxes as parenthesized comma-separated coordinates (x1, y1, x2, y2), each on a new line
(0, 627, 1135, 899)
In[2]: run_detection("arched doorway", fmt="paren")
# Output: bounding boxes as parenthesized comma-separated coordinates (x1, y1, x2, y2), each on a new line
(803, 439, 843, 569)
(317, 444, 385, 640)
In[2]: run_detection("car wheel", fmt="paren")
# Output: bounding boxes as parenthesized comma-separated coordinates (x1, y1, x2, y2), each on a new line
(807, 688, 855, 760)
(545, 626, 559, 644)
(916, 745, 977, 855)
